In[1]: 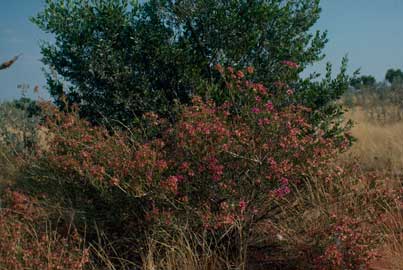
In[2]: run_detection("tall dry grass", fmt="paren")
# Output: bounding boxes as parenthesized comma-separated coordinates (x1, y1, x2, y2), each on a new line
(376, 209, 403, 270)
(340, 100, 403, 270)
(141, 228, 231, 270)
(341, 106, 403, 175)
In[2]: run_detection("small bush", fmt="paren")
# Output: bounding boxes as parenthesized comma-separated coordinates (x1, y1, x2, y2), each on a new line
(0, 189, 89, 270)
(254, 166, 400, 270)
(0, 99, 40, 183)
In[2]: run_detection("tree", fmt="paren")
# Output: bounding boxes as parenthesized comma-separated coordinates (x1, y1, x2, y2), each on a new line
(350, 75, 376, 89)
(361, 75, 376, 87)
(385, 68, 403, 85)
(33, 0, 349, 126)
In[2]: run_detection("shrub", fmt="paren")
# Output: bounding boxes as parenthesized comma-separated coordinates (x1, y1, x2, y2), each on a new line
(0, 99, 40, 182)
(0, 189, 90, 270)
(18, 67, 364, 268)
(253, 166, 400, 270)
(0, 98, 39, 150)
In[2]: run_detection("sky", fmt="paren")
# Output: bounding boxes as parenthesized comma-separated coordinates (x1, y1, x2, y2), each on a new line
(0, 0, 402, 100)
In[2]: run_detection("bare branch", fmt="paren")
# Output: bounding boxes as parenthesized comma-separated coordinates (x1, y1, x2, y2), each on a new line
(0, 54, 22, 71)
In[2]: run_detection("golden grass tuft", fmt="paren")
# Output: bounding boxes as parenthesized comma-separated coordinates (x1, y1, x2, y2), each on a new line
(141, 233, 228, 270)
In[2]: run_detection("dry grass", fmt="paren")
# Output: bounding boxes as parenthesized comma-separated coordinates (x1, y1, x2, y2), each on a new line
(141, 229, 231, 270)
(340, 104, 403, 270)
(371, 206, 403, 270)
(341, 107, 403, 175)
(0, 126, 49, 190)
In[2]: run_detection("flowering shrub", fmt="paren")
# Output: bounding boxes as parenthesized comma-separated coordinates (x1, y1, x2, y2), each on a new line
(24, 66, 393, 269)
(314, 170, 400, 270)
(0, 189, 89, 270)
(248, 164, 401, 270)
(314, 217, 379, 270)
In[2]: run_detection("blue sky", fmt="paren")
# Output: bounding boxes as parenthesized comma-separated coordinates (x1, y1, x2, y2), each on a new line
(0, 0, 402, 100)
(0, 1, 49, 100)
(310, 0, 403, 80)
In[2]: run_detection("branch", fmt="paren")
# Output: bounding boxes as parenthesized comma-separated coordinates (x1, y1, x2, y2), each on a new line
(0, 54, 22, 71)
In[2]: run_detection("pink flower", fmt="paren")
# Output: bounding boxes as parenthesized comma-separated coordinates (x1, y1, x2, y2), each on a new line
(258, 118, 270, 126)
(110, 177, 120, 186)
(180, 162, 190, 170)
(268, 158, 277, 168)
(157, 160, 168, 171)
(81, 151, 91, 159)
(274, 177, 291, 197)
(281, 60, 300, 69)
(239, 200, 247, 212)
(251, 107, 261, 114)
(246, 66, 254, 74)
(208, 157, 224, 181)
(215, 63, 224, 73)
(253, 83, 268, 95)
(222, 214, 235, 225)
(227, 66, 234, 74)
(286, 89, 294, 96)
(161, 176, 180, 193)
(274, 186, 291, 198)
(237, 70, 245, 79)
(265, 101, 274, 111)
(273, 81, 287, 89)
(212, 175, 221, 181)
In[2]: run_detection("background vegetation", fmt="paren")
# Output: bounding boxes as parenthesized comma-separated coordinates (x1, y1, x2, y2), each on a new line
(1, 1, 403, 270)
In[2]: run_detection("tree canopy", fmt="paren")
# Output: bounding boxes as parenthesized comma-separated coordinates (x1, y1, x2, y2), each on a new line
(385, 68, 403, 85)
(33, 0, 349, 125)
(350, 75, 376, 89)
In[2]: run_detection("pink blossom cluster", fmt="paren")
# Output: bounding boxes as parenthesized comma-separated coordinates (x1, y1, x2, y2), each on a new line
(281, 60, 300, 69)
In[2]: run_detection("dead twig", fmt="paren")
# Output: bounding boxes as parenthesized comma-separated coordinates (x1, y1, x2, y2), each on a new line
(0, 54, 22, 71)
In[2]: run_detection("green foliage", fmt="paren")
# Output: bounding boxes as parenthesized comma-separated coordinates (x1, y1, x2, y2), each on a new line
(350, 75, 376, 89)
(296, 58, 352, 143)
(385, 68, 403, 85)
(33, 0, 349, 126)
(9, 98, 41, 117)
(343, 73, 403, 123)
